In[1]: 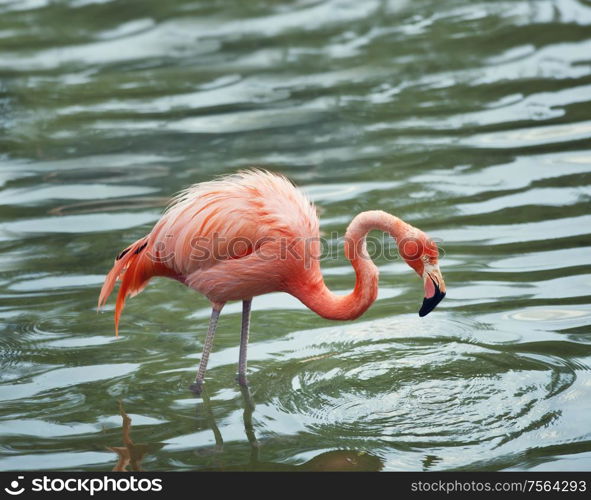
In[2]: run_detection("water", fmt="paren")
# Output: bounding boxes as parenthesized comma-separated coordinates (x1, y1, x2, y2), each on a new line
(1, 0, 590, 472)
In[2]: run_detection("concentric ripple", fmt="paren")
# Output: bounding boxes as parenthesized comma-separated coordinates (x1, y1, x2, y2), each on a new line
(242, 316, 577, 469)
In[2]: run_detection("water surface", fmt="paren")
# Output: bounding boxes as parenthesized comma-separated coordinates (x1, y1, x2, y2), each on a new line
(1, 0, 590, 471)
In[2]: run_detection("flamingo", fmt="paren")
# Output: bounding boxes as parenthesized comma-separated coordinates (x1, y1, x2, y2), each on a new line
(99, 170, 446, 393)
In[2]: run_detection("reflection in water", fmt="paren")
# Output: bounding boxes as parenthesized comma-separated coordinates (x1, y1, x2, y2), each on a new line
(107, 401, 161, 472)
(107, 391, 382, 471)
(198, 387, 383, 472)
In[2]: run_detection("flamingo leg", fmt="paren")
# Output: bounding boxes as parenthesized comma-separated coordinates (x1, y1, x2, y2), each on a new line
(190, 304, 223, 394)
(237, 299, 252, 386)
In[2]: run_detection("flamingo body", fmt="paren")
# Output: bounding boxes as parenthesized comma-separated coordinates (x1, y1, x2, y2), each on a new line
(99, 170, 446, 390)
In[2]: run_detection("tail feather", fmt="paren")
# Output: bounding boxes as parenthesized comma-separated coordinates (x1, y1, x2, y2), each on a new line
(98, 237, 151, 336)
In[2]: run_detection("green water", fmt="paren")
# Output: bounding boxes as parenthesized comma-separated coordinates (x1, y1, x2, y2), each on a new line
(1, 0, 591, 472)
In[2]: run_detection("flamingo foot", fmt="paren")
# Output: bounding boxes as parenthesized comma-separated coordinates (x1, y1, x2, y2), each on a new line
(189, 381, 204, 395)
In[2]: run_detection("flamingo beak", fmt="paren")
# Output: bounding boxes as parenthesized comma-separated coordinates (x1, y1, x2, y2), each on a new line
(419, 266, 446, 317)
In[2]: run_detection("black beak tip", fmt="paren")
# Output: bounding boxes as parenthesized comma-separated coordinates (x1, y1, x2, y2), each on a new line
(419, 290, 446, 317)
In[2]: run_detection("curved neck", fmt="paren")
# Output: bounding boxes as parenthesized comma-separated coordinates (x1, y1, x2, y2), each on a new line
(292, 210, 411, 320)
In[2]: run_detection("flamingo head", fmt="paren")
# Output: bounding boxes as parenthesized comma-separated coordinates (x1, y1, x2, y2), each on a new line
(399, 233, 446, 317)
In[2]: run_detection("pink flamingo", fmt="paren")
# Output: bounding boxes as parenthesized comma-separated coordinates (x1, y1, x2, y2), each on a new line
(99, 170, 446, 392)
